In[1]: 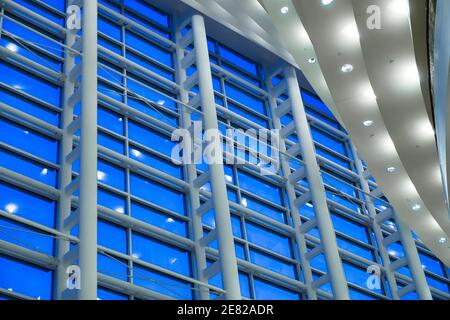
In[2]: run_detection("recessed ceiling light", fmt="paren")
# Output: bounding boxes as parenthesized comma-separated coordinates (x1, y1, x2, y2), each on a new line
(363, 120, 373, 127)
(439, 237, 447, 244)
(280, 6, 289, 14)
(341, 64, 353, 73)
(386, 167, 396, 173)
(308, 57, 316, 64)
(322, 0, 334, 5)
(412, 204, 421, 211)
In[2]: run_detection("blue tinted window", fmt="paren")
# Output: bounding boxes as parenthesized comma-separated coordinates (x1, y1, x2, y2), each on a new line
(98, 107, 124, 135)
(131, 202, 187, 237)
(126, 32, 172, 67)
(0, 88, 59, 125)
(133, 264, 192, 299)
(98, 220, 127, 254)
(225, 83, 265, 115)
(0, 118, 58, 163)
(0, 148, 57, 186)
(98, 254, 128, 282)
(238, 171, 282, 205)
(250, 249, 296, 279)
(344, 262, 384, 296)
(98, 160, 125, 191)
(331, 213, 368, 242)
(98, 188, 127, 214)
(419, 252, 444, 277)
(99, 16, 121, 40)
(0, 217, 54, 255)
(98, 132, 124, 154)
(254, 278, 300, 300)
(128, 121, 175, 156)
(130, 173, 185, 215)
(97, 287, 128, 300)
(246, 222, 292, 257)
(0, 182, 55, 227)
(219, 45, 258, 76)
(0, 62, 61, 106)
(129, 146, 182, 179)
(301, 90, 336, 120)
(132, 233, 190, 276)
(0, 255, 52, 299)
(241, 196, 285, 223)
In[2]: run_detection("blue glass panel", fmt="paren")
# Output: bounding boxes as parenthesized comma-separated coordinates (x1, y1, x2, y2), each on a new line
(225, 83, 265, 115)
(246, 222, 292, 257)
(426, 275, 449, 293)
(301, 90, 336, 120)
(98, 160, 125, 191)
(132, 233, 190, 276)
(0, 181, 55, 227)
(98, 107, 124, 135)
(129, 146, 182, 179)
(419, 252, 444, 277)
(239, 273, 251, 299)
(14, 0, 64, 25)
(238, 171, 282, 205)
(311, 128, 346, 156)
(130, 173, 185, 215)
(219, 45, 258, 76)
(125, 0, 170, 27)
(97, 287, 128, 300)
(0, 148, 57, 186)
(0, 62, 61, 106)
(254, 278, 300, 300)
(99, 16, 121, 40)
(98, 188, 127, 214)
(127, 51, 174, 81)
(98, 254, 128, 282)
(98, 220, 127, 254)
(0, 88, 59, 125)
(126, 32, 172, 67)
(349, 288, 376, 300)
(331, 213, 368, 242)
(128, 120, 176, 156)
(0, 255, 52, 299)
(134, 264, 192, 299)
(249, 249, 296, 279)
(1, 19, 62, 57)
(131, 202, 187, 237)
(128, 97, 178, 127)
(98, 132, 124, 154)
(227, 103, 268, 128)
(343, 262, 384, 296)
(242, 196, 285, 223)
(0, 117, 58, 163)
(336, 237, 374, 261)
(0, 217, 54, 255)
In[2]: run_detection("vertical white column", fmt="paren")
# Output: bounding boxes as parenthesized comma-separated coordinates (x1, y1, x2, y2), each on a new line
(78, 0, 98, 300)
(284, 67, 349, 299)
(56, 0, 77, 300)
(395, 214, 433, 300)
(350, 144, 400, 299)
(191, 14, 241, 300)
(174, 18, 209, 300)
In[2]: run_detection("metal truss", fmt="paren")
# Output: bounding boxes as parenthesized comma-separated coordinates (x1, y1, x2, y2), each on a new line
(266, 66, 349, 299)
(174, 13, 241, 300)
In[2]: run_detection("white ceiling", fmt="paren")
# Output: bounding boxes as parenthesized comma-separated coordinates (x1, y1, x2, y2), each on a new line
(172, 0, 450, 265)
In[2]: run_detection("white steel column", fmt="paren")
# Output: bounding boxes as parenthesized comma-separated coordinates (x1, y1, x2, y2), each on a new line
(266, 70, 316, 299)
(57, 0, 98, 300)
(395, 214, 433, 300)
(56, 0, 78, 299)
(174, 17, 208, 300)
(192, 14, 240, 300)
(175, 14, 241, 299)
(350, 145, 400, 299)
(284, 66, 349, 299)
(78, 0, 98, 300)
